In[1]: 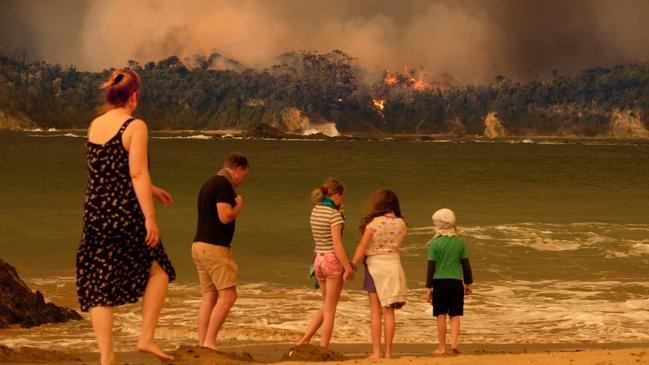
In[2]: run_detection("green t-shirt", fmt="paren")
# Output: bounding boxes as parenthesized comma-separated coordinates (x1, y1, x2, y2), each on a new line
(427, 235, 469, 280)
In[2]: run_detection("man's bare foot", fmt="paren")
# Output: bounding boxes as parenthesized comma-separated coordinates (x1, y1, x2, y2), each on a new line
(451, 348, 461, 354)
(367, 353, 382, 360)
(384, 353, 392, 359)
(433, 348, 446, 356)
(136, 339, 174, 362)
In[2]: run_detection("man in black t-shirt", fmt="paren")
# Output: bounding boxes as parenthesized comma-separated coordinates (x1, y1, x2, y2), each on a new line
(191, 152, 249, 350)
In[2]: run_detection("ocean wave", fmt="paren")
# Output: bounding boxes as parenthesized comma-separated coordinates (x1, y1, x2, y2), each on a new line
(28, 133, 83, 138)
(152, 134, 212, 140)
(407, 222, 649, 255)
(6, 278, 649, 352)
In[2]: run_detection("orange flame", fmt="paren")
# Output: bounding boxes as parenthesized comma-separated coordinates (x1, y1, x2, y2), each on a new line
(383, 67, 433, 91)
(384, 74, 398, 85)
(372, 98, 385, 112)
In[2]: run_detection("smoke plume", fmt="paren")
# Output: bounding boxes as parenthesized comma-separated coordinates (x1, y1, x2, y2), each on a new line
(2, 0, 649, 82)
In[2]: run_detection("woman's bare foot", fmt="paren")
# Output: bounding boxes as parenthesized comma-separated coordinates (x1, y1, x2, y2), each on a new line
(136, 339, 174, 362)
(451, 348, 461, 354)
(367, 353, 382, 360)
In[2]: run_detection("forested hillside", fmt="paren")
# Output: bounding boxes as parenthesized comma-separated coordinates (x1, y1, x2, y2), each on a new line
(2, 46, 649, 137)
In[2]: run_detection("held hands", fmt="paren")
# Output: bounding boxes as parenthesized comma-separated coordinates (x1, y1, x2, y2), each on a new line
(343, 262, 356, 282)
(425, 288, 432, 303)
(152, 186, 174, 206)
(144, 218, 161, 248)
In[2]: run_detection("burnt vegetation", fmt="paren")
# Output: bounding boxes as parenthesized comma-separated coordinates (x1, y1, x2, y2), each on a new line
(1, 47, 649, 135)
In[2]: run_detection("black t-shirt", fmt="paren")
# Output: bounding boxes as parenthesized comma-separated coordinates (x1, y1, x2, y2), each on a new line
(193, 175, 237, 246)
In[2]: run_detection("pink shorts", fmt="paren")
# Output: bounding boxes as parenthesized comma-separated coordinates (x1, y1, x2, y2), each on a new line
(313, 252, 342, 279)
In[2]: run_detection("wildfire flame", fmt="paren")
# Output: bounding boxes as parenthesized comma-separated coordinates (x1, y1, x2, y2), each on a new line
(384, 73, 398, 85)
(372, 98, 385, 116)
(382, 67, 433, 91)
(372, 98, 385, 111)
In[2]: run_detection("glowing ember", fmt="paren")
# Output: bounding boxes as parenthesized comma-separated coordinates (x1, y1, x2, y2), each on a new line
(372, 98, 385, 118)
(410, 78, 428, 90)
(384, 73, 398, 85)
(372, 98, 385, 114)
(382, 67, 433, 91)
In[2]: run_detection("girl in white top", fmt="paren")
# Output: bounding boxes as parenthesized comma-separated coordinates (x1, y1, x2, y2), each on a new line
(350, 189, 408, 359)
(297, 177, 354, 348)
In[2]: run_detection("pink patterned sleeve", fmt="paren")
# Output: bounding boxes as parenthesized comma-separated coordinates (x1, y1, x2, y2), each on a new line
(365, 217, 379, 233)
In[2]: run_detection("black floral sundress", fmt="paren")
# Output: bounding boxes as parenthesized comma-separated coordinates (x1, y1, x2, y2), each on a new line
(76, 118, 175, 312)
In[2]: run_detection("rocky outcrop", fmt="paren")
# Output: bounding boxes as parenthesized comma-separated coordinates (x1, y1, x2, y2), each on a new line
(271, 107, 311, 133)
(280, 344, 345, 362)
(172, 346, 254, 364)
(0, 258, 82, 329)
(608, 109, 649, 139)
(483, 112, 507, 138)
(0, 111, 37, 130)
(269, 107, 340, 137)
(446, 117, 467, 135)
(247, 123, 289, 138)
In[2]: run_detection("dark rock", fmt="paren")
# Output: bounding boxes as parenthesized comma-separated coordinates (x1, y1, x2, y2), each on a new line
(172, 345, 255, 364)
(0, 258, 82, 329)
(0, 345, 82, 362)
(280, 344, 345, 362)
(246, 124, 289, 139)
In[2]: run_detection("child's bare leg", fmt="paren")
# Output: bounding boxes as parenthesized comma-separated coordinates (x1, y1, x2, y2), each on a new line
(382, 306, 395, 359)
(319, 275, 343, 348)
(368, 293, 382, 359)
(434, 315, 446, 354)
(297, 278, 326, 345)
(450, 315, 461, 353)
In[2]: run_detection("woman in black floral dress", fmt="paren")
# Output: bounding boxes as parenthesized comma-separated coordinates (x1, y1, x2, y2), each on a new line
(77, 69, 176, 365)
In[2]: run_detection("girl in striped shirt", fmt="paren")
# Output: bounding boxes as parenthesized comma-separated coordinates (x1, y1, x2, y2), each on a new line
(297, 177, 354, 348)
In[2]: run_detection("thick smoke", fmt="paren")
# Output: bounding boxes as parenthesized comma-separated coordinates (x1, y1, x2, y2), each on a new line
(2, 0, 649, 82)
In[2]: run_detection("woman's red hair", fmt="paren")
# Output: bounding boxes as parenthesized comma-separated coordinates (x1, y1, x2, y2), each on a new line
(100, 69, 141, 110)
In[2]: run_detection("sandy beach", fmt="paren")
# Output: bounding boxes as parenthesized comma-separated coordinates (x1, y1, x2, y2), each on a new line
(2, 342, 648, 364)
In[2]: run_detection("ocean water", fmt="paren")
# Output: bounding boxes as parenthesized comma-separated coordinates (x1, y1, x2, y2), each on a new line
(0, 130, 648, 351)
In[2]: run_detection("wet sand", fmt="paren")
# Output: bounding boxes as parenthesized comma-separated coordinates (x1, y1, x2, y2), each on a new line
(1, 342, 648, 364)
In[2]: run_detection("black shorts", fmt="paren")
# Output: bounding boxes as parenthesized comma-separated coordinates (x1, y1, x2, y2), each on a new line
(432, 279, 464, 316)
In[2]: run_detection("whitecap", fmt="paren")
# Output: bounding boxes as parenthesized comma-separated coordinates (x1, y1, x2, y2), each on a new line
(152, 134, 212, 140)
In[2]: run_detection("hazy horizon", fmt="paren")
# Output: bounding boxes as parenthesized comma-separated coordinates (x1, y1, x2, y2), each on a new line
(2, 0, 649, 82)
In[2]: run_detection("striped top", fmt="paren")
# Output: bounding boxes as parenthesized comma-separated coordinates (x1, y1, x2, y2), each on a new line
(310, 204, 345, 253)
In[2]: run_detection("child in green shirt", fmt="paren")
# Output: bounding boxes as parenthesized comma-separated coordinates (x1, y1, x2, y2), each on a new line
(425, 208, 473, 355)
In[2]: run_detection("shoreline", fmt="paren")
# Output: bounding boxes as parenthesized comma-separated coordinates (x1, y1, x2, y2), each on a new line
(10, 127, 649, 143)
(1, 342, 648, 364)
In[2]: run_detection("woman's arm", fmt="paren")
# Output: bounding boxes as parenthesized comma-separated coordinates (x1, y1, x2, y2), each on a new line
(127, 120, 159, 247)
(351, 229, 373, 265)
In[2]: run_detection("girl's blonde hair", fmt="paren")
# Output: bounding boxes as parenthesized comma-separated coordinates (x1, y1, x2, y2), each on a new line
(311, 177, 344, 203)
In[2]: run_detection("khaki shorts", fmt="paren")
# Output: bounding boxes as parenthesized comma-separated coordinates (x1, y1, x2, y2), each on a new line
(192, 242, 238, 292)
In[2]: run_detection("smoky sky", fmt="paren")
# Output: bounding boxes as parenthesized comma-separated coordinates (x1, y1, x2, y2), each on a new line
(2, 0, 649, 83)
